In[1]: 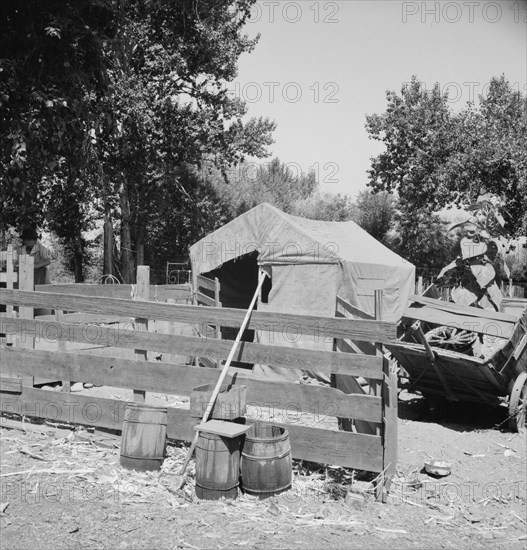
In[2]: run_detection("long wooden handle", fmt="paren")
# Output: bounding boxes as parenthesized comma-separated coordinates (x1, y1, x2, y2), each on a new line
(178, 270, 268, 475)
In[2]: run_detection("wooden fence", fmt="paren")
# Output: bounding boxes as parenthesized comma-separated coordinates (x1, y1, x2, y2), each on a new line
(415, 275, 526, 300)
(0, 259, 398, 501)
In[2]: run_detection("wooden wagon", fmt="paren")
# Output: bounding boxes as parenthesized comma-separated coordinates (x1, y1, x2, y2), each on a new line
(385, 292, 527, 432)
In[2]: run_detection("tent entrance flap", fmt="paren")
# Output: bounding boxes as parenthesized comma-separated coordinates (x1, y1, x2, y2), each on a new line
(203, 251, 259, 312)
(201, 253, 263, 370)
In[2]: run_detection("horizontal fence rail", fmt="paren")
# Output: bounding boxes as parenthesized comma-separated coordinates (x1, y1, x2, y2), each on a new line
(0, 347, 382, 423)
(404, 305, 514, 339)
(0, 317, 384, 378)
(35, 283, 191, 302)
(408, 294, 518, 323)
(0, 289, 397, 344)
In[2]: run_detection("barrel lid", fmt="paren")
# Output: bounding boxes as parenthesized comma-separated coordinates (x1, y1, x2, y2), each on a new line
(194, 420, 252, 438)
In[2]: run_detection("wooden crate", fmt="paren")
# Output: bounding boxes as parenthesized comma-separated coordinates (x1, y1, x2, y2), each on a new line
(190, 383, 247, 420)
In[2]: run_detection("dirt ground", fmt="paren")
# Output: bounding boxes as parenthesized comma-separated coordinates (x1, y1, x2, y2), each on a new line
(1, 388, 526, 550)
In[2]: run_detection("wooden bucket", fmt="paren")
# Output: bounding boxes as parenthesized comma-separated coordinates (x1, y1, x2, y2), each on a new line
(240, 423, 292, 497)
(195, 432, 240, 500)
(120, 404, 167, 472)
(190, 384, 247, 420)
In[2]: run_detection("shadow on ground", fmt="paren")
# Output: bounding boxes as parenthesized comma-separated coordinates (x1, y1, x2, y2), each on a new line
(398, 390, 510, 432)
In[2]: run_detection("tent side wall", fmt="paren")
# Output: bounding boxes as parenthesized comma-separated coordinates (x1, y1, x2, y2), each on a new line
(339, 261, 416, 323)
(252, 263, 338, 382)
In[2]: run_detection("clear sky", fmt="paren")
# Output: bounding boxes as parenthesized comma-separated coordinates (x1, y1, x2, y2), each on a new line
(233, 0, 527, 198)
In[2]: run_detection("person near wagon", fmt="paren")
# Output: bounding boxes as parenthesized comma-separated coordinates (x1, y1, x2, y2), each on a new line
(20, 227, 51, 285)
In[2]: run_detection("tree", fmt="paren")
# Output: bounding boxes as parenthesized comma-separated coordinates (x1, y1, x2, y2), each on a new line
(366, 75, 527, 237)
(365, 77, 453, 215)
(144, 164, 231, 282)
(0, 0, 116, 279)
(1, 0, 276, 282)
(388, 208, 456, 271)
(293, 192, 353, 221)
(210, 158, 317, 217)
(443, 77, 527, 235)
(88, 0, 277, 282)
(350, 191, 395, 244)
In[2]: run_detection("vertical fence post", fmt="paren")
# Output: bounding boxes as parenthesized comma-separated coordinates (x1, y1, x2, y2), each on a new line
(56, 308, 69, 392)
(375, 290, 398, 502)
(372, 290, 384, 437)
(214, 276, 221, 368)
(416, 276, 423, 295)
(5, 245, 15, 346)
(133, 265, 149, 403)
(19, 255, 35, 388)
(191, 266, 199, 367)
(0, 245, 19, 392)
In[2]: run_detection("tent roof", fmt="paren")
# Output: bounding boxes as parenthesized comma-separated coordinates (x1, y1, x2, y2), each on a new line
(190, 203, 414, 274)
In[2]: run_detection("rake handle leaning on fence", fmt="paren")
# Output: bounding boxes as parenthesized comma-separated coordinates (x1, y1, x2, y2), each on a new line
(178, 270, 268, 476)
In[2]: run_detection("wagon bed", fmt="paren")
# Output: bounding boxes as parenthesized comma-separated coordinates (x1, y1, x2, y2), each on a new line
(386, 295, 527, 431)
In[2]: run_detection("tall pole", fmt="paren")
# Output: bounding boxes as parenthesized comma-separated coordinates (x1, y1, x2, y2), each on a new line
(178, 270, 268, 475)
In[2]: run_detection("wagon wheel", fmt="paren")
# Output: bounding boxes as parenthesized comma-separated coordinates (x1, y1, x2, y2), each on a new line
(508, 372, 527, 432)
(425, 326, 477, 353)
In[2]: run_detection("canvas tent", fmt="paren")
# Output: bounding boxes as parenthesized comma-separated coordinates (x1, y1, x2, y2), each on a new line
(190, 203, 415, 380)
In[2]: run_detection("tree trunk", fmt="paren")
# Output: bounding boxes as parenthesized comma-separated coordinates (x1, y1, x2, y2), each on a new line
(74, 252, 84, 282)
(73, 232, 85, 283)
(120, 181, 135, 283)
(103, 210, 114, 277)
(136, 223, 145, 267)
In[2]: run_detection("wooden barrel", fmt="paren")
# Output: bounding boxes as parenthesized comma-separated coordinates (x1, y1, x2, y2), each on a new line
(195, 432, 240, 500)
(120, 405, 167, 472)
(240, 423, 292, 497)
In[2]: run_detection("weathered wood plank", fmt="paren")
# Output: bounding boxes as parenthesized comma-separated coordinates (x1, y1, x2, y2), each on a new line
(36, 313, 131, 324)
(0, 289, 397, 343)
(196, 291, 215, 307)
(0, 347, 383, 422)
(0, 272, 18, 284)
(0, 318, 383, 378)
(155, 286, 191, 302)
(133, 266, 149, 403)
(0, 388, 383, 471)
(501, 299, 527, 320)
(34, 284, 191, 302)
(55, 309, 69, 392)
(0, 376, 22, 393)
(19, 257, 34, 388)
(36, 284, 134, 299)
(381, 363, 398, 502)
(336, 296, 375, 320)
(4, 245, 15, 346)
(408, 294, 518, 323)
(335, 337, 377, 357)
(387, 344, 505, 396)
(196, 275, 216, 292)
(404, 305, 513, 339)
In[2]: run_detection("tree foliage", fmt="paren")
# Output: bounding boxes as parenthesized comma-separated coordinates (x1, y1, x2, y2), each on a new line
(1, 0, 276, 282)
(210, 158, 318, 217)
(350, 191, 395, 244)
(388, 208, 457, 271)
(366, 75, 527, 237)
(0, 0, 115, 280)
(293, 192, 353, 221)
